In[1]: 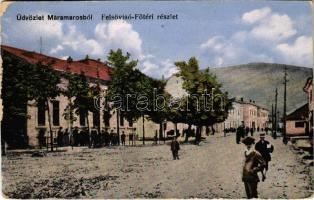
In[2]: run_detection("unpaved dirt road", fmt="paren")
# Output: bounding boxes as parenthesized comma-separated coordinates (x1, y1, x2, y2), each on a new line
(2, 134, 313, 198)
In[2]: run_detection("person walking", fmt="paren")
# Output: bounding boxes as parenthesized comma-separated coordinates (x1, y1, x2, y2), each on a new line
(236, 121, 245, 144)
(245, 127, 250, 137)
(241, 136, 266, 199)
(170, 136, 180, 160)
(109, 130, 115, 146)
(250, 127, 254, 136)
(121, 131, 126, 146)
(255, 133, 274, 181)
(57, 127, 63, 147)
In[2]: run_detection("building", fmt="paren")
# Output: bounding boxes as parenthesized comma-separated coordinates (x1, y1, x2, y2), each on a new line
(166, 75, 269, 134)
(286, 103, 308, 136)
(284, 77, 313, 137)
(213, 98, 269, 133)
(1, 45, 137, 147)
(303, 77, 313, 135)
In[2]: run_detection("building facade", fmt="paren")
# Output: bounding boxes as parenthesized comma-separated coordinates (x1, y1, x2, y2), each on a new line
(213, 98, 269, 133)
(303, 77, 313, 135)
(2, 45, 139, 147)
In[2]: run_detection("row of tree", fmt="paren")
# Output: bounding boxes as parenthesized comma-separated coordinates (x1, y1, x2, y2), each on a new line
(1, 49, 231, 151)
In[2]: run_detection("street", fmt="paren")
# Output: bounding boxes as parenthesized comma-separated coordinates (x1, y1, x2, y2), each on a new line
(2, 134, 313, 199)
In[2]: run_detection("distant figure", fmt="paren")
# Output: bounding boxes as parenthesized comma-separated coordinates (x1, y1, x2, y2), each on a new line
(211, 126, 216, 135)
(69, 131, 74, 150)
(91, 129, 98, 148)
(242, 136, 266, 199)
(245, 127, 250, 137)
(38, 129, 46, 149)
(72, 127, 79, 146)
(63, 129, 69, 146)
(57, 127, 63, 147)
(121, 131, 126, 146)
(265, 127, 268, 135)
(250, 128, 254, 137)
(255, 133, 274, 181)
(223, 128, 227, 137)
(154, 130, 158, 144)
(170, 136, 180, 160)
(103, 129, 110, 146)
(236, 121, 245, 144)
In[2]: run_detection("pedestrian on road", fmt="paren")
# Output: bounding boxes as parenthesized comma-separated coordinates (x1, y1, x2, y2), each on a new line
(170, 136, 180, 160)
(236, 121, 245, 144)
(121, 131, 126, 146)
(255, 133, 274, 181)
(245, 127, 250, 137)
(57, 127, 63, 147)
(211, 126, 216, 135)
(250, 127, 254, 136)
(241, 136, 266, 199)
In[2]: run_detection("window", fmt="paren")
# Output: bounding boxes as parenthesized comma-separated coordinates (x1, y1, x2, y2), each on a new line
(37, 100, 46, 126)
(52, 101, 60, 126)
(79, 110, 86, 126)
(295, 122, 305, 128)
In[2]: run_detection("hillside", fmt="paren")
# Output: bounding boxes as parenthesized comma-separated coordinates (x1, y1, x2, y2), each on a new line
(166, 63, 313, 113)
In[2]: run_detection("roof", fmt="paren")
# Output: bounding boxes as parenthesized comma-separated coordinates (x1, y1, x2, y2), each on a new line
(1, 45, 112, 81)
(286, 103, 308, 121)
(234, 99, 269, 111)
(303, 77, 313, 92)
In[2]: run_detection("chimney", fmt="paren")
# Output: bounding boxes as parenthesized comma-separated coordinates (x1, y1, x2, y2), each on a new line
(249, 99, 252, 102)
(253, 100, 255, 103)
(240, 97, 244, 102)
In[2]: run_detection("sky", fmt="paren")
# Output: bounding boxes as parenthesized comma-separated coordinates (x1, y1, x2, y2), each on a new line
(1, 1, 313, 78)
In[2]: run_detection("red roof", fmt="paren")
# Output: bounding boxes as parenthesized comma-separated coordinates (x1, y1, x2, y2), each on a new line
(1, 45, 112, 81)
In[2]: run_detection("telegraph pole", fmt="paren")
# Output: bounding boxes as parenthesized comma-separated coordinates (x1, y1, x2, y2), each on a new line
(283, 66, 288, 144)
(40, 36, 43, 54)
(271, 104, 274, 136)
(274, 88, 278, 139)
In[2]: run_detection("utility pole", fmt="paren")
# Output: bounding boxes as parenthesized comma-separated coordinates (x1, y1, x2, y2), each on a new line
(116, 109, 120, 145)
(274, 88, 278, 139)
(40, 36, 43, 54)
(282, 66, 288, 144)
(271, 104, 274, 136)
(142, 115, 145, 145)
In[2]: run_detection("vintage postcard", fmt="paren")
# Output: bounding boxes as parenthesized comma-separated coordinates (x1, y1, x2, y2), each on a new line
(0, 0, 313, 199)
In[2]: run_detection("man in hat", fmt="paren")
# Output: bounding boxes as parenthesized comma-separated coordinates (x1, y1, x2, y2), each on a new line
(170, 136, 180, 160)
(236, 121, 245, 144)
(242, 136, 266, 199)
(255, 133, 274, 181)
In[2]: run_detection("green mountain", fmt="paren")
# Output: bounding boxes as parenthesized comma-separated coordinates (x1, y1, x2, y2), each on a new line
(209, 63, 313, 113)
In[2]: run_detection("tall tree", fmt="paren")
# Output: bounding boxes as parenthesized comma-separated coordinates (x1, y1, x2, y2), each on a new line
(29, 63, 61, 151)
(175, 57, 231, 144)
(1, 53, 35, 149)
(72, 72, 93, 146)
(107, 49, 142, 145)
(61, 72, 81, 135)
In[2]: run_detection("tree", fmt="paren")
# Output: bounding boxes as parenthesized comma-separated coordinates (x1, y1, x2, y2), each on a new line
(107, 49, 142, 145)
(145, 78, 169, 143)
(61, 71, 80, 135)
(175, 57, 231, 144)
(29, 63, 61, 151)
(72, 72, 93, 146)
(1, 53, 35, 149)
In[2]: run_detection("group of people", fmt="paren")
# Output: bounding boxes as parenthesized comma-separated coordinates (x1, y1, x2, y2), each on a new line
(56, 127, 131, 148)
(236, 122, 258, 144)
(241, 133, 274, 198)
